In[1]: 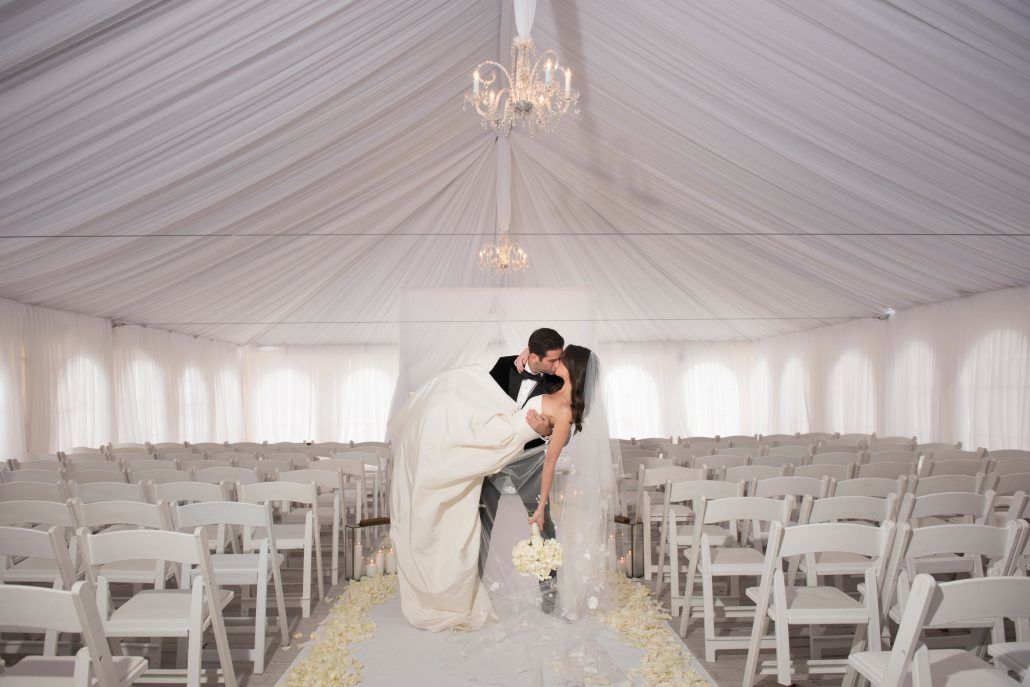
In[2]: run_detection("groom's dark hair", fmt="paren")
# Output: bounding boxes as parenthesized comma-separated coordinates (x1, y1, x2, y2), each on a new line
(528, 328, 564, 357)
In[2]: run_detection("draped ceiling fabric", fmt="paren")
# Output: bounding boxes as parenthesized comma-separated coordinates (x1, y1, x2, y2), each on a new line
(0, 0, 1027, 346)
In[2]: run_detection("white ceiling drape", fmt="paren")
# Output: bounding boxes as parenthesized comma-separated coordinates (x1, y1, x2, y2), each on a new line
(0, 0, 1027, 346)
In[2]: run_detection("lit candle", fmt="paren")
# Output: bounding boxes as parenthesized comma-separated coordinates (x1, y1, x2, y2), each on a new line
(353, 541, 363, 580)
(385, 548, 397, 574)
(617, 556, 628, 575)
(564, 68, 571, 95)
(366, 558, 379, 578)
(473, 70, 480, 96)
(545, 61, 552, 84)
(375, 549, 385, 572)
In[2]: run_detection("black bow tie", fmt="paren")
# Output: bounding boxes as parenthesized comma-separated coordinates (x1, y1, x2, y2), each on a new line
(519, 368, 542, 381)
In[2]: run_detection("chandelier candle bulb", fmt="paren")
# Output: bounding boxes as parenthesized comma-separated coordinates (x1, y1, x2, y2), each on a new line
(473, 70, 480, 95)
(564, 68, 571, 95)
(545, 61, 552, 84)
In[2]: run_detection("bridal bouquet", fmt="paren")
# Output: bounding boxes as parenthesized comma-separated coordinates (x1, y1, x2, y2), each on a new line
(512, 523, 563, 581)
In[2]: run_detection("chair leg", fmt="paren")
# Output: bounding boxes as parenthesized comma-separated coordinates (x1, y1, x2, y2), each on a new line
(703, 566, 717, 662)
(255, 574, 268, 673)
(743, 604, 770, 687)
(774, 612, 791, 686)
(186, 625, 202, 687)
(301, 541, 312, 618)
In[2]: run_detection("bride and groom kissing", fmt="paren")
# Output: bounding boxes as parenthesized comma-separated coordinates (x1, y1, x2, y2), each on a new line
(389, 328, 596, 632)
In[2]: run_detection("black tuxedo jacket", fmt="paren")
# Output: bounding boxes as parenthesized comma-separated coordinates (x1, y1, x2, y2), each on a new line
(489, 355, 562, 450)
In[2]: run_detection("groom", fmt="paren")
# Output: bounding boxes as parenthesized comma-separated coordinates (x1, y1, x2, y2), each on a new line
(480, 327, 565, 543)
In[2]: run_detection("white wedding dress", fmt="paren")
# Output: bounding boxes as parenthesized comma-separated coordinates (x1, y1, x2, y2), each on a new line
(388, 366, 543, 632)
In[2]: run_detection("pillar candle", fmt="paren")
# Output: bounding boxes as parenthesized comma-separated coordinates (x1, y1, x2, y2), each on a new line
(385, 549, 397, 574)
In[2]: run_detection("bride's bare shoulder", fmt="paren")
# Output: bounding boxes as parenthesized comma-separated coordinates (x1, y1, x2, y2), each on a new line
(543, 395, 573, 422)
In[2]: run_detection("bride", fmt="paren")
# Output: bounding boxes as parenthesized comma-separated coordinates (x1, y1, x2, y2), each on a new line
(388, 344, 595, 632)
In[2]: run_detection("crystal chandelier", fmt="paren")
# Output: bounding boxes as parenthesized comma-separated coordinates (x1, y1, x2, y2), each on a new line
(478, 231, 528, 274)
(464, 34, 579, 135)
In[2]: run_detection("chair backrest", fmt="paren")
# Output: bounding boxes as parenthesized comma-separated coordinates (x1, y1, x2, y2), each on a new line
(82, 528, 210, 580)
(758, 434, 797, 444)
(211, 451, 255, 463)
(683, 441, 719, 454)
(639, 465, 704, 488)
(772, 521, 896, 580)
(272, 452, 315, 468)
(988, 449, 1030, 461)
(799, 493, 897, 525)
(113, 453, 156, 464)
(0, 480, 67, 502)
(834, 476, 907, 499)
(899, 490, 995, 525)
(71, 480, 147, 503)
(238, 480, 318, 507)
(930, 448, 985, 462)
(921, 459, 989, 478)
(309, 457, 367, 478)
(916, 441, 961, 453)
(701, 455, 749, 473)
(715, 446, 756, 458)
(0, 525, 76, 588)
(70, 498, 171, 530)
(67, 447, 104, 455)
(994, 472, 1030, 497)
(666, 479, 744, 504)
(767, 445, 812, 459)
(992, 458, 1030, 476)
(699, 495, 792, 528)
(182, 459, 234, 470)
(0, 581, 123, 686)
(817, 439, 867, 452)
(889, 521, 1025, 591)
(194, 466, 259, 486)
(147, 480, 226, 504)
(186, 443, 226, 452)
(238, 459, 292, 479)
(752, 475, 832, 499)
(912, 473, 988, 496)
(752, 455, 803, 469)
(857, 461, 915, 480)
(866, 448, 917, 464)
(276, 468, 346, 492)
(881, 574, 1030, 687)
(130, 468, 191, 485)
(724, 464, 784, 484)
(332, 450, 381, 467)
(9, 459, 63, 472)
(159, 451, 203, 463)
(621, 455, 672, 476)
(812, 451, 863, 467)
(148, 442, 184, 452)
(873, 435, 916, 448)
(680, 436, 717, 444)
(228, 442, 265, 452)
(66, 470, 128, 484)
(720, 434, 757, 443)
(792, 462, 853, 482)
(174, 501, 278, 555)
(0, 499, 77, 527)
(2, 467, 64, 483)
(65, 460, 120, 473)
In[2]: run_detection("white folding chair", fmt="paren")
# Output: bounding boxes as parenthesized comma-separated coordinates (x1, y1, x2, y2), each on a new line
(716, 446, 758, 458)
(920, 458, 992, 478)
(815, 450, 866, 467)
(70, 499, 176, 585)
(66, 470, 128, 485)
(174, 501, 289, 674)
(306, 458, 367, 525)
(752, 455, 804, 470)
(276, 468, 344, 585)
(743, 521, 895, 687)
(238, 481, 324, 617)
(0, 582, 148, 687)
(871, 436, 916, 449)
(866, 449, 918, 464)
(129, 468, 190, 485)
(679, 496, 792, 661)
(912, 473, 993, 496)
(81, 528, 237, 687)
(700, 455, 749, 479)
(2, 467, 65, 483)
(0, 481, 68, 502)
(635, 465, 704, 580)
(237, 459, 291, 482)
(723, 464, 784, 484)
(767, 445, 813, 461)
(793, 462, 854, 481)
(654, 479, 745, 615)
(993, 459, 1030, 476)
(849, 574, 1030, 687)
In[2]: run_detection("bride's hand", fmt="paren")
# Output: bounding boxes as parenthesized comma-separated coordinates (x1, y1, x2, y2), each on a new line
(528, 507, 546, 532)
(514, 347, 530, 373)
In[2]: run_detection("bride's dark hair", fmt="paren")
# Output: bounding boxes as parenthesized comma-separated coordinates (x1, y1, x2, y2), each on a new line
(563, 344, 592, 432)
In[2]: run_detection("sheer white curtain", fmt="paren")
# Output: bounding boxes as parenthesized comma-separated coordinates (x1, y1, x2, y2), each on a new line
(243, 345, 398, 442)
(0, 298, 27, 459)
(24, 305, 114, 452)
(113, 325, 243, 444)
(601, 286, 1030, 449)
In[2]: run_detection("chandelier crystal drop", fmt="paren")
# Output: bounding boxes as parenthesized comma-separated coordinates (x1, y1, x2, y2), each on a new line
(464, 36, 580, 135)
(478, 232, 528, 274)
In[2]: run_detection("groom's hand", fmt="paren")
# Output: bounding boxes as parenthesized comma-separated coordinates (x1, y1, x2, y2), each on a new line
(526, 409, 552, 437)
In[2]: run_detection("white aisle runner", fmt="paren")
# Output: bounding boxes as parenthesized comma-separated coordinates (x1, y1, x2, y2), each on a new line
(277, 576, 716, 687)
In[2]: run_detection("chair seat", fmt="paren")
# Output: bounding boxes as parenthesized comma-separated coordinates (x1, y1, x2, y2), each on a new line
(849, 648, 1019, 687)
(800, 551, 874, 576)
(205, 553, 285, 586)
(747, 584, 867, 623)
(912, 554, 977, 576)
(647, 502, 693, 521)
(104, 588, 234, 636)
(0, 654, 148, 686)
(705, 547, 765, 574)
(988, 641, 1030, 677)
